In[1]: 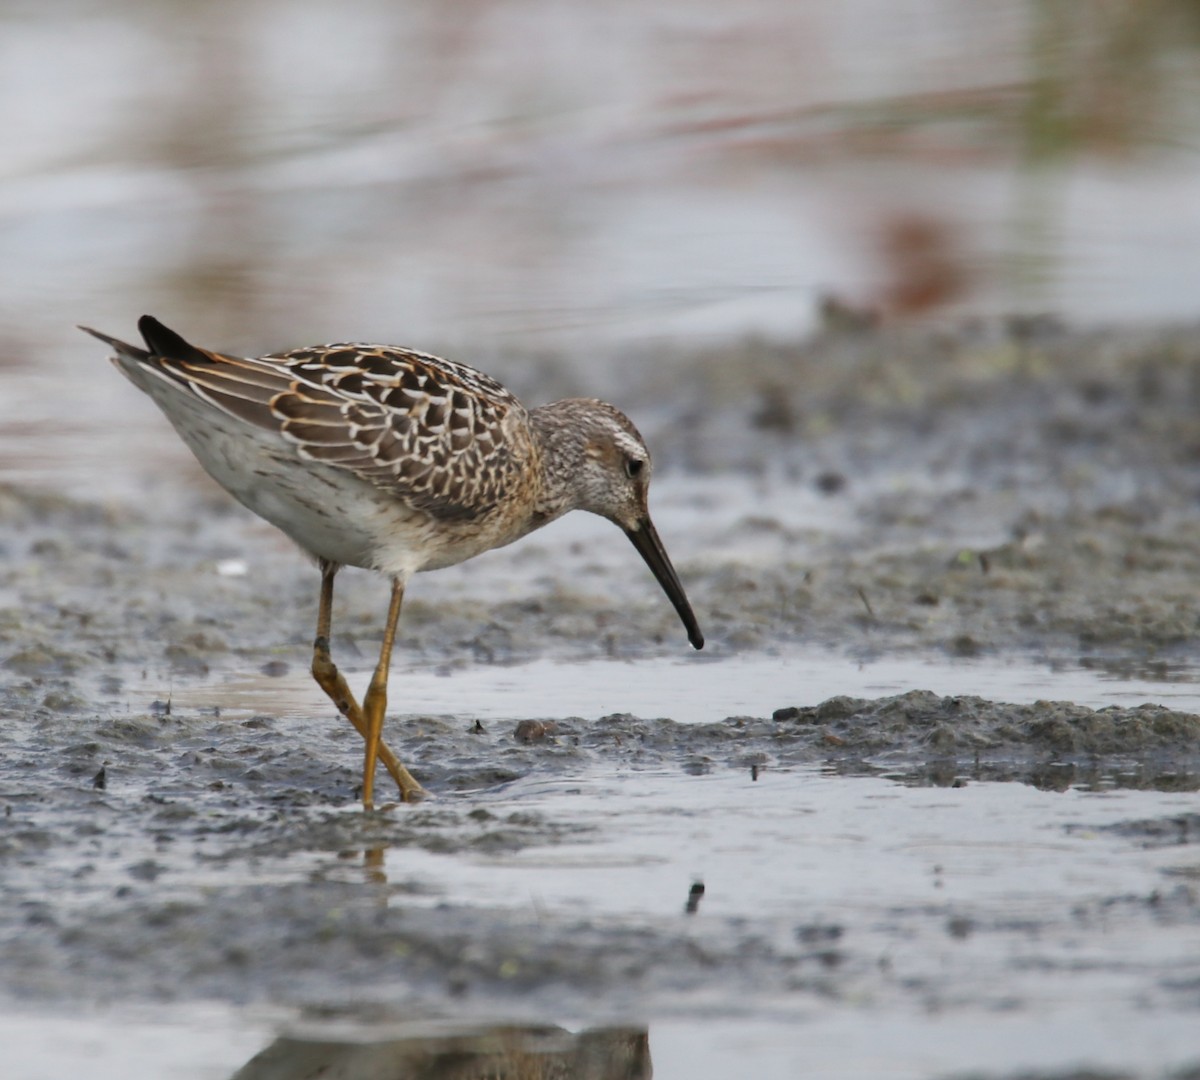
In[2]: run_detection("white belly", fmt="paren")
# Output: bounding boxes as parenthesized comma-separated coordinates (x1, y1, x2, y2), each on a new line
(137, 377, 484, 576)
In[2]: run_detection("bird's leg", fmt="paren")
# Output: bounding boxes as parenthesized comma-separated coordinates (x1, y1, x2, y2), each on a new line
(309, 560, 424, 804)
(361, 577, 413, 810)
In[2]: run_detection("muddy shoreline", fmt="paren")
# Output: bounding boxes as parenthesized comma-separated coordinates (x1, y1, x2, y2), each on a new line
(5, 691, 1199, 1010)
(4, 321, 1200, 1075)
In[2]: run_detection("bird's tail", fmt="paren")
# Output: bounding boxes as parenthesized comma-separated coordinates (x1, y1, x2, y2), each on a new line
(78, 324, 150, 363)
(79, 316, 213, 366)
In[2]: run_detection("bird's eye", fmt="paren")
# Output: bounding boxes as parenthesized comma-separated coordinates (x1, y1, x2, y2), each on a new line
(625, 457, 645, 478)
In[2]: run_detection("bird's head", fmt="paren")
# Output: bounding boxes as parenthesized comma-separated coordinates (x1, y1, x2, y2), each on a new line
(536, 399, 704, 650)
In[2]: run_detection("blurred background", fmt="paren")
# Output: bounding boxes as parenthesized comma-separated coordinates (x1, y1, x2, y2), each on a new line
(4, 0, 1200, 496)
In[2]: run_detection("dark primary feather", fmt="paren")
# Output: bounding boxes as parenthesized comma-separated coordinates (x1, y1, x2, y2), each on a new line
(138, 315, 212, 366)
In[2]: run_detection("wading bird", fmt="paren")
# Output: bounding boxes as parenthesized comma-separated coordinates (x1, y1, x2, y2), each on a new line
(83, 317, 703, 808)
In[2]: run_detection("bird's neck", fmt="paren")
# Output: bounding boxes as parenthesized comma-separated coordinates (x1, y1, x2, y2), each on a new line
(527, 400, 593, 526)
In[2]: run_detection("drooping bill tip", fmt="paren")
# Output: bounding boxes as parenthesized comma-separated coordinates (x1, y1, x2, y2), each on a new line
(624, 518, 704, 651)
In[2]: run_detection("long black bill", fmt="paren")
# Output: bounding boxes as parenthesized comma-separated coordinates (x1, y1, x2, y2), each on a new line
(624, 517, 704, 650)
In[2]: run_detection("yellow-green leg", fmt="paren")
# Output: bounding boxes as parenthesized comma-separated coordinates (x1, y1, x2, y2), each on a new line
(361, 576, 408, 810)
(309, 561, 424, 805)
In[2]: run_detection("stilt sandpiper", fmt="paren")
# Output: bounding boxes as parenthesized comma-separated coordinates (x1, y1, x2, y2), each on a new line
(82, 317, 703, 808)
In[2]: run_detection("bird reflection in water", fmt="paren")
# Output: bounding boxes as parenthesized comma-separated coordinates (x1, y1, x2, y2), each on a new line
(231, 1022, 651, 1080)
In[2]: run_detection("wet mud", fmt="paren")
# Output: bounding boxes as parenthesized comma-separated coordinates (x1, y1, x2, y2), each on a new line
(4, 688, 1200, 1011)
(4, 321, 1200, 1075)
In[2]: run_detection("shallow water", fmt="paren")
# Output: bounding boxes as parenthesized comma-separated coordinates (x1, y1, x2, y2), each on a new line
(5, 764, 1199, 1079)
(125, 651, 1200, 729)
(6, 2, 1200, 360)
